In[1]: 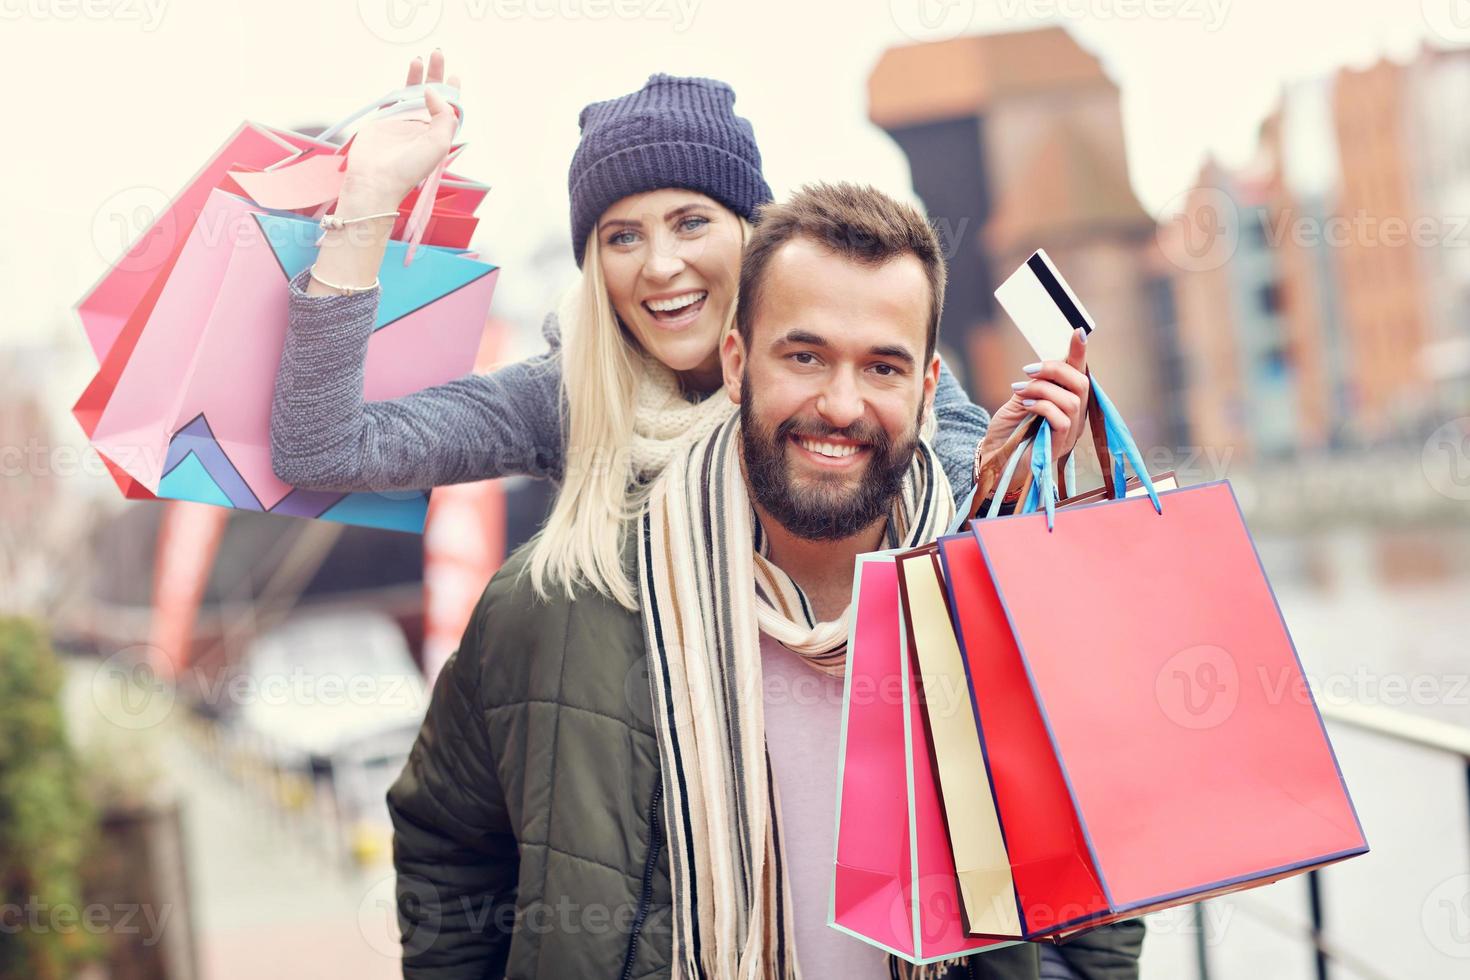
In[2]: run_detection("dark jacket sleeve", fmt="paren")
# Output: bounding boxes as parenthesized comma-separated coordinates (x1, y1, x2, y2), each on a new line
(960, 919, 1145, 980)
(1053, 919, 1147, 979)
(387, 603, 518, 979)
(271, 267, 566, 492)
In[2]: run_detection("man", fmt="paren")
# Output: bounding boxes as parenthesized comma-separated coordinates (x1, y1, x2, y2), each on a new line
(388, 183, 1144, 979)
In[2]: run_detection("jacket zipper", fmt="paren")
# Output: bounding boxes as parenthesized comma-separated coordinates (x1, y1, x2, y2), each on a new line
(620, 777, 664, 980)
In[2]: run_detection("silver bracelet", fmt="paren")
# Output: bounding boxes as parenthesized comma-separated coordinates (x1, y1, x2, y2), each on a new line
(318, 209, 399, 233)
(308, 263, 380, 295)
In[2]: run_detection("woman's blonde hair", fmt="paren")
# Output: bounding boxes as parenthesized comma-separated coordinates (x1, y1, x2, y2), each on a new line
(524, 214, 751, 610)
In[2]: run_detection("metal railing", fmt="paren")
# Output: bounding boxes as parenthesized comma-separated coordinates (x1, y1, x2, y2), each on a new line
(1193, 701, 1470, 980)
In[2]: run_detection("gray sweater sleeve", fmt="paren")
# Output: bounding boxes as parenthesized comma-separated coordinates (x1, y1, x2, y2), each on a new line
(932, 356, 989, 507)
(270, 268, 566, 493)
(271, 264, 989, 502)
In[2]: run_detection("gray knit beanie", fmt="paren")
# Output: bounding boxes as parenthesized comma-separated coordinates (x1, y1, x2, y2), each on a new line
(568, 73, 773, 267)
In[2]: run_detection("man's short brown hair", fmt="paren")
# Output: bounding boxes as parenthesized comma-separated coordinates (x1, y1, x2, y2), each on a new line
(736, 182, 948, 360)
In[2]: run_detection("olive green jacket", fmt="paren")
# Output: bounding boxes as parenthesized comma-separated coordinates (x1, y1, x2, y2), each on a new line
(387, 544, 1144, 979)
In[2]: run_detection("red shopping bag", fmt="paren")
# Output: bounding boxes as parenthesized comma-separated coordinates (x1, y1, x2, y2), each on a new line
(934, 378, 1367, 938)
(830, 553, 1017, 963)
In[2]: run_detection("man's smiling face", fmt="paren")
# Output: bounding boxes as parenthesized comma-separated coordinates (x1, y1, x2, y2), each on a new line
(724, 235, 939, 541)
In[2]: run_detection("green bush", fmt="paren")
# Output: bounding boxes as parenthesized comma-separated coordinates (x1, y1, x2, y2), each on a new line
(0, 617, 99, 980)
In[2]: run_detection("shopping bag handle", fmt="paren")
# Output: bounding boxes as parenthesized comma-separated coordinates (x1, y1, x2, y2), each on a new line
(952, 413, 1037, 533)
(1030, 373, 1161, 518)
(955, 395, 1079, 533)
(314, 82, 465, 145)
(983, 413, 1054, 524)
(962, 372, 1162, 532)
(950, 412, 1065, 534)
(243, 83, 465, 265)
(1086, 373, 1162, 512)
(260, 82, 465, 176)
(326, 83, 466, 266)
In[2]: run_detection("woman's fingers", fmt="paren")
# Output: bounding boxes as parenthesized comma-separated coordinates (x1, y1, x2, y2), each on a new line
(405, 54, 456, 137)
(1011, 378, 1080, 419)
(1020, 397, 1071, 438)
(1022, 359, 1089, 402)
(424, 86, 457, 145)
(406, 52, 452, 90)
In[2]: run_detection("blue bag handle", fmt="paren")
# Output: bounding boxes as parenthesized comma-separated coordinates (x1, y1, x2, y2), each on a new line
(1088, 374, 1162, 513)
(962, 372, 1162, 533)
(946, 414, 1076, 537)
(984, 419, 1041, 520)
(946, 413, 1040, 534)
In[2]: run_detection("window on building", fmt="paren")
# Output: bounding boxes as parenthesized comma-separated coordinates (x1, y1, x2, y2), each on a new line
(1248, 210, 1271, 248)
(1257, 280, 1284, 315)
(1262, 345, 1291, 379)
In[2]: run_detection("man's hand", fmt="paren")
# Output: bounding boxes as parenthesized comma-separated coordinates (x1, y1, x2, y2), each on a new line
(975, 327, 1090, 499)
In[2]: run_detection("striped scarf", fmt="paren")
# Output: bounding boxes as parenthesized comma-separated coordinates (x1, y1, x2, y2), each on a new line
(637, 411, 956, 980)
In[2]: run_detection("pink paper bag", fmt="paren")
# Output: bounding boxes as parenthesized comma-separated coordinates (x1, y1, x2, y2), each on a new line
(830, 552, 1017, 965)
(87, 188, 499, 533)
(77, 123, 333, 362)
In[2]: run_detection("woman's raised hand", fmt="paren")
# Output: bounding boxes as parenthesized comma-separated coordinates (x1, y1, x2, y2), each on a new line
(342, 51, 462, 206)
(303, 53, 460, 295)
(974, 326, 1092, 487)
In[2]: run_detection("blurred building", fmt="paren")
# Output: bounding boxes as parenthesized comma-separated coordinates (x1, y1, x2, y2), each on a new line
(1256, 99, 1343, 454)
(868, 27, 1188, 454)
(1164, 43, 1470, 457)
(1403, 45, 1470, 416)
(1165, 135, 1345, 460)
(1163, 163, 1272, 458)
(0, 346, 80, 614)
(0, 365, 55, 545)
(1330, 56, 1434, 440)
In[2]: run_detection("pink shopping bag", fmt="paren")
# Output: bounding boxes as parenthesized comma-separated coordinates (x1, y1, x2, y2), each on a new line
(74, 87, 487, 504)
(77, 123, 337, 363)
(830, 552, 1018, 964)
(86, 188, 498, 532)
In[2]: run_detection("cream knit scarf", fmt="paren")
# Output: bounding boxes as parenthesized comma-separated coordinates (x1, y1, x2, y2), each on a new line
(637, 411, 957, 980)
(554, 286, 736, 481)
(631, 352, 737, 478)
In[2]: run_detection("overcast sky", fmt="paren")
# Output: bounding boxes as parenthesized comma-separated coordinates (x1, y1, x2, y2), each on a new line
(1, 0, 1454, 356)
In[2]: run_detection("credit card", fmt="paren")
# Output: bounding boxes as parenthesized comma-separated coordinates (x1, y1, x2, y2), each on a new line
(993, 249, 1094, 362)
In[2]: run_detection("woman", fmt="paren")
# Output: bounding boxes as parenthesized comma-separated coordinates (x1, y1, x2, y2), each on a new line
(271, 53, 998, 611)
(275, 53, 1141, 979)
(273, 54, 1104, 601)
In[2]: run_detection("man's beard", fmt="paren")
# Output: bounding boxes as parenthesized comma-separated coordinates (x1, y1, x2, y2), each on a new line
(739, 375, 922, 542)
